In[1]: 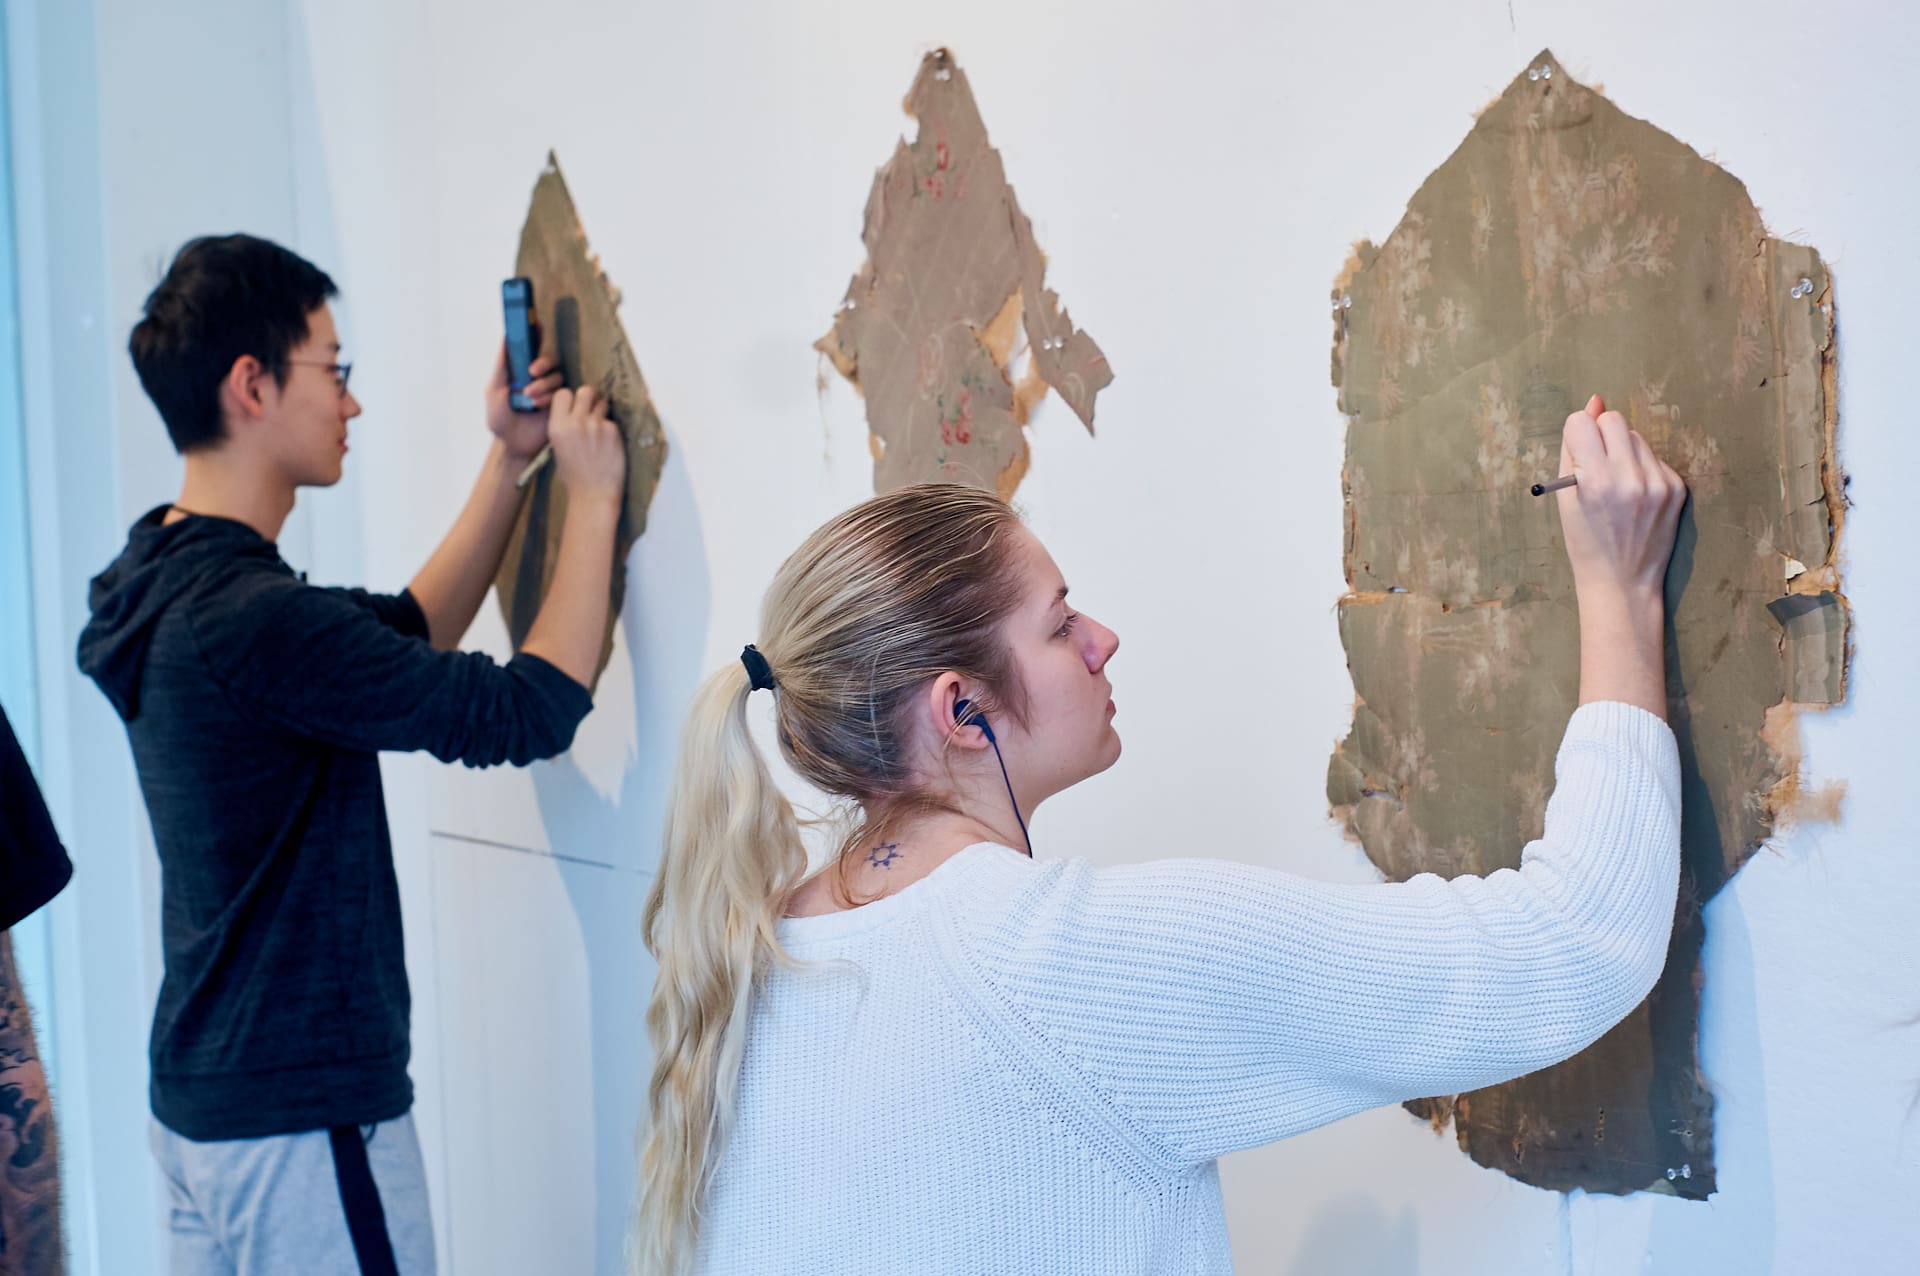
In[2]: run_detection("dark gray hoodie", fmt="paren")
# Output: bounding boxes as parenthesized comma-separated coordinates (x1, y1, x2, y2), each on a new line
(79, 506, 590, 1140)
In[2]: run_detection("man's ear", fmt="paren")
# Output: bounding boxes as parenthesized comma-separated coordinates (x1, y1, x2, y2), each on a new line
(926, 672, 994, 753)
(217, 354, 270, 436)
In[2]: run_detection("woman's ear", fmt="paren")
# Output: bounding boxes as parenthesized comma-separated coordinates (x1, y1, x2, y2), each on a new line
(926, 672, 994, 753)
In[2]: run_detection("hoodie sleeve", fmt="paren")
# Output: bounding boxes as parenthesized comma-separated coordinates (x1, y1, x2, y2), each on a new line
(189, 573, 591, 767)
(0, 704, 72, 931)
(321, 586, 432, 641)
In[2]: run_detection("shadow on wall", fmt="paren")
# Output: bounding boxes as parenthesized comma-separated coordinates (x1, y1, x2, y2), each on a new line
(1644, 889, 1774, 1274)
(280, 5, 361, 591)
(531, 422, 710, 1274)
(1282, 1198, 1417, 1276)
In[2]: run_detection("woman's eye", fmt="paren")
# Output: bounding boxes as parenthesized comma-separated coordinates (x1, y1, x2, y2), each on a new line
(1055, 613, 1080, 639)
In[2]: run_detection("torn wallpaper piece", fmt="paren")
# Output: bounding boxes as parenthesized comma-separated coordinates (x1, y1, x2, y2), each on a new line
(817, 48, 1112, 498)
(1327, 51, 1847, 1198)
(494, 152, 669, 688)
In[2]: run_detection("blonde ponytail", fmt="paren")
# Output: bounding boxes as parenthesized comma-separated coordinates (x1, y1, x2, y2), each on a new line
(635, 660, 807, 1273)
(634, 484, 1030, 1272)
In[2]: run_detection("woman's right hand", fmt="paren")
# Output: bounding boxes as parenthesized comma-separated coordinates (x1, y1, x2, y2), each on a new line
(547, 385, 627, 502)
(1557, 395, 1686, 720)
(1556, 394, 1687, 602)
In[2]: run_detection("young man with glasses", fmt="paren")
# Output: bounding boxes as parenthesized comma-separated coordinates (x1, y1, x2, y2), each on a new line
(76, 234, 626, 1273)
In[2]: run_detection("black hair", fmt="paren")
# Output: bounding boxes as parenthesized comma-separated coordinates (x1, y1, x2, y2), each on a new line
(128, 234, 339, 453)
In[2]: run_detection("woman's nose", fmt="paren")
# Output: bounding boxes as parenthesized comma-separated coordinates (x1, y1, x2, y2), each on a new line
(1083, 616, 1119, 672)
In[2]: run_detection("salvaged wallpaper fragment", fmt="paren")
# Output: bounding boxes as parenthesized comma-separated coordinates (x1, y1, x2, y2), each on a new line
(817, 48, 1112, 498)
(494, 152, 669, 687)
(1327, 51, 1846, 1197)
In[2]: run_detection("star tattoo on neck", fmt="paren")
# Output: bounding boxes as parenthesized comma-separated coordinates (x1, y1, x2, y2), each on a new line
(866, 842, 903, 870)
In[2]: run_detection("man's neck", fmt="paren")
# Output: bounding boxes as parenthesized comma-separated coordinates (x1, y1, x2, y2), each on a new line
(170, 452, 297, 542)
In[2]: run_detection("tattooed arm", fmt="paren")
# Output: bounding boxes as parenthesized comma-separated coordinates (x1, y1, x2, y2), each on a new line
(0, 931, 62, 1276)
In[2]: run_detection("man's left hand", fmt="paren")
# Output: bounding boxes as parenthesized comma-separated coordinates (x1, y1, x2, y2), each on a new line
(486, 341, 565, 460)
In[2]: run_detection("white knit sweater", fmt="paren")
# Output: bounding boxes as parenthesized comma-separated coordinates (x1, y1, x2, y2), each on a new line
(693, 702, 1681, 1274)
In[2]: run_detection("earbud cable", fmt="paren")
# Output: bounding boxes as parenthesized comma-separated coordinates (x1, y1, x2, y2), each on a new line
(985, 735, 1032, 858)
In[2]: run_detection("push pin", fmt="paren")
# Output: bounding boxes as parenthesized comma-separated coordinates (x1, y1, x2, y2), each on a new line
(1665, 1163, 1693, 1181)
(1790, 276, 1814, 299)
(1341, 294, 1353, 310)
(1528, 65, 1552, 82)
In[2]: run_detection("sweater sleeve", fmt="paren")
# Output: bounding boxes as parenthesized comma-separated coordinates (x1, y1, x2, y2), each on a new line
(950, 701, 1681, 1166)
(190, 573, 593, 767)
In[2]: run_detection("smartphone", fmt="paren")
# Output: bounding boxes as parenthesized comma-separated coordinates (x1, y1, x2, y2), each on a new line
(502, 277, 537, 411)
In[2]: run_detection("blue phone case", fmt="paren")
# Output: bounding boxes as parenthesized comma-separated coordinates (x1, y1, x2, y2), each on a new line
(503, 277, 536, 411)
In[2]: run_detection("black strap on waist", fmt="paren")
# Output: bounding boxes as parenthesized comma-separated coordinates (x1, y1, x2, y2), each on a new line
(329, 1124, 401, 1276)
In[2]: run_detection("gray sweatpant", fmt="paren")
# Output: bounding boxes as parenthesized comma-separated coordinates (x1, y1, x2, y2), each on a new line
(150, 1113, 436, 1275)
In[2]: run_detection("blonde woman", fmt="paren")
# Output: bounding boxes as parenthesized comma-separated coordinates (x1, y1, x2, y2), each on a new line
(638, 396, 1686, 1274)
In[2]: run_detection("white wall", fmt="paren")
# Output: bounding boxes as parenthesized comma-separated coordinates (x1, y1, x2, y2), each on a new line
(17, 0, 1915, 1272)
(9, 1, 182, 1270)
(6, 2, 356, 1271)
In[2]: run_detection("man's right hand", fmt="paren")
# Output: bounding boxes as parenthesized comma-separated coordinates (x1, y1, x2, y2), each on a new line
(548, 386, 627, 502)
(519, 385, 627, 689)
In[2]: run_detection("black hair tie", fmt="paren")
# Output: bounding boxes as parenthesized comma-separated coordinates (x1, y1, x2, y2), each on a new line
(740, 645, 777, 693)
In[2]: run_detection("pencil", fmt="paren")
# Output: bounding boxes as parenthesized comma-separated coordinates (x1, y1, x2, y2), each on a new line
(1530, 475, 1578, 497)
(515, 444, 554, 490)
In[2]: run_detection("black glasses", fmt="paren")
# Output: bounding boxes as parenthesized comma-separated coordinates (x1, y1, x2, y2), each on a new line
(287, 359, 353, 395)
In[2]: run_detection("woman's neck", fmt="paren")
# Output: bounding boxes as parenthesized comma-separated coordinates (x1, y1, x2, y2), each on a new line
(783, 810, 1026, 918)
